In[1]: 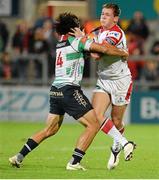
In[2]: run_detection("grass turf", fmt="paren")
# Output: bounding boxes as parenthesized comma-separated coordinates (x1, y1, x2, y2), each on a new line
(0, 122, 159, 179)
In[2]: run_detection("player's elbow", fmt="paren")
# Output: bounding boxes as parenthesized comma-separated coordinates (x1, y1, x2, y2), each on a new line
(124, 50, 129, 58)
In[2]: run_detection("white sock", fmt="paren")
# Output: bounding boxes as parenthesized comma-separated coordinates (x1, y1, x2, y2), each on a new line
(108, 126, 127, 147)
(112, 126, 125, 151)
(101, 119, 127, 148)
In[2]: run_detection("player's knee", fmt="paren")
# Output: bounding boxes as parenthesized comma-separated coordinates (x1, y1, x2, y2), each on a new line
(95, 112, 105, 124)
(88, 119, 100, 133)
(95, 121, 100, 133)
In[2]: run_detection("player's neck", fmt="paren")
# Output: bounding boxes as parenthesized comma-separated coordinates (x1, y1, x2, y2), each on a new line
(103, 23, 116, 30)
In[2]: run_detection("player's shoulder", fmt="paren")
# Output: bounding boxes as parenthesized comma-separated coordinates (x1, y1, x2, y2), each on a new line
(111, 24, 122, 33)
(90, 26, 103, 36)
(85, 26, 101, 41)
(68, 36, 81, 45)
(107, 24, 124, 41)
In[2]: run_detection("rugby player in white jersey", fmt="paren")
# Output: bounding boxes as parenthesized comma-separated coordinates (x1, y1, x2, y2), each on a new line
(71, 3, 136, 170)
(9, 12, 134, 171)
(91, 3, 136, 170)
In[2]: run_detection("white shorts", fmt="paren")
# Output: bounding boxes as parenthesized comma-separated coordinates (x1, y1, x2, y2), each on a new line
(93, 76, 133, 106)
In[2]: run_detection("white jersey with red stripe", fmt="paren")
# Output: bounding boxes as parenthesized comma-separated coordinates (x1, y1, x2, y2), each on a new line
(94, 24, 131, 80)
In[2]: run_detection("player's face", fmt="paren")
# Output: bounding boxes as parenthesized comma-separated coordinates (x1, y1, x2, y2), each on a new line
(100, 8, 118, 29)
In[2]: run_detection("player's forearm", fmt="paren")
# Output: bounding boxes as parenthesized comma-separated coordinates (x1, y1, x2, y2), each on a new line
(106, 46, 129, 57)
(90, 43, 129, 58)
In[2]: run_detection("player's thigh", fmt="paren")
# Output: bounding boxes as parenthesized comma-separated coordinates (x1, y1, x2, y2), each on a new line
(92, 92, 111, 117)
(111, 76, 133, 106)
(111, 104, 127, 122)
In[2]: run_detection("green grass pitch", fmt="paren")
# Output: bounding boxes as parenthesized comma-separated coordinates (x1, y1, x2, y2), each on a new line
(0, 122, 159, 179)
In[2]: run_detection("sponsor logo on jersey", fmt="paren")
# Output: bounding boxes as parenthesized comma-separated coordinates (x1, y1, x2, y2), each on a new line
(115, 96, 125, 104)
(105, 37, 115, 45)
(107, 31, 121, 40)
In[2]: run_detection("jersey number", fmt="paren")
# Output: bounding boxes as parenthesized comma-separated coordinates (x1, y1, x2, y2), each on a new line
(56, 51, 63, 67)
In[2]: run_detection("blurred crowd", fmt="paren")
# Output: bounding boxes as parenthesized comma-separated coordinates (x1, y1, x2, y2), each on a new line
(0, 6, 58, 83)
(1, 8, 159, 89)
(125, 11, 159, 90)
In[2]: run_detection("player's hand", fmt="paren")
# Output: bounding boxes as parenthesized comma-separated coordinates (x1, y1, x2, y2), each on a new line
(69, 28, 85, 38)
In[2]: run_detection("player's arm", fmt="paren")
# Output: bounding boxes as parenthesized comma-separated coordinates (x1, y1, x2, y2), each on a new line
(89, 42, 129, 58)
(69, 27, 128, 58)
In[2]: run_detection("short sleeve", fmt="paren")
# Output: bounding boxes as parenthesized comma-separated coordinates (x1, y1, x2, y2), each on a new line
(105, 31, 122, 45)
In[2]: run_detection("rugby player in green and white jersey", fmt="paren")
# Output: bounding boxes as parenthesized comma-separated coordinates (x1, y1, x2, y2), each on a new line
(9, 13, 133, 171)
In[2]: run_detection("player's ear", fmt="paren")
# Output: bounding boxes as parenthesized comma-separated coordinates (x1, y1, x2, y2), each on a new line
(114, 16, 119, 23)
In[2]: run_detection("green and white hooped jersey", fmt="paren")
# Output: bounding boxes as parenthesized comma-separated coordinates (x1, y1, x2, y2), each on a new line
(52, 35, 92, 88)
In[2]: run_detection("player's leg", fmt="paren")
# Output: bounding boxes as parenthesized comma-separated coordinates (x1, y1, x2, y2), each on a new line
(66, 109, 100, 171)
(106, 105, 127, 170)
(92, 91, 111, 124)
(76, 109, 100, 151)
(110, 105, 127, 152)
(32, 114, 64, 143)
(111, 104, 126, 129)
(107, 78, 135, 169)
(9, 85, 65, 168)
(111, 105, 136, 156)
(64, 86, 100, 170)
(92, 91, 128, 147)
(92, 89, 135, 169)
(9, 114, 64, 168)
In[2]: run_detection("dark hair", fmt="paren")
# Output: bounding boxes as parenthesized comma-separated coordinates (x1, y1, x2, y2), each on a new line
(103, 3, 121, 17)
(55, 12, 80, 35)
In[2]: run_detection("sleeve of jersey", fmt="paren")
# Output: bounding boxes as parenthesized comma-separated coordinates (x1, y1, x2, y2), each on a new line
(69, 37, 93, 52)
(78, 37, 93, 51)
(105, 31, 122, 45)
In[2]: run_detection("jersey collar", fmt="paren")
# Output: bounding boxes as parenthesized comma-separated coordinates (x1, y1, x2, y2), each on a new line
(60, 34, 69, 41)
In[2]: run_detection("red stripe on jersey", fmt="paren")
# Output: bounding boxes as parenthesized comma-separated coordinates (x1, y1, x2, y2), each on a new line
(60, 35, 68, 41)
(108, 36, 118, 44)
(125, 81, 133, 101)
(107, 24, 122, 45)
